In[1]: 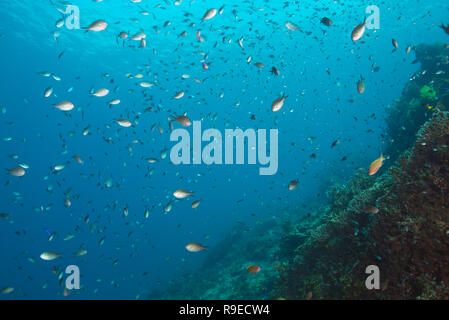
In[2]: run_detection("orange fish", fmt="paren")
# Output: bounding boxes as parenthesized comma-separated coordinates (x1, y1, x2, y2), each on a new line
(73, 154, 83, 164)
(369, 154, 385, 175)
(247, 265, 261, 274)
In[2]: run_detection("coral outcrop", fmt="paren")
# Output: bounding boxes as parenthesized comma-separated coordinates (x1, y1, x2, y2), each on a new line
(155, 220, 285, 300)
(274, 109, 449, 300)
(385, 43, 449, 162)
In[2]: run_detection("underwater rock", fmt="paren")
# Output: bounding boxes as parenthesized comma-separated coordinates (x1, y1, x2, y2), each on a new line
(154, 220, 284, 300)
(385, 43, 449, 162)
(274, 109, 449, 300)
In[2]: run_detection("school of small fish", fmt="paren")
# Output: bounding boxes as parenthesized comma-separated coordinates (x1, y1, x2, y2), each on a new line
(0, 0, 448, 299)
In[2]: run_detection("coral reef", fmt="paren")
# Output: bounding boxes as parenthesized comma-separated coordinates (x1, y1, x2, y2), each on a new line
(273, 43, 449, 300)
(274, 110, 449, 300)
(385, 43, 449, 162)
(154, 220, 286, 300)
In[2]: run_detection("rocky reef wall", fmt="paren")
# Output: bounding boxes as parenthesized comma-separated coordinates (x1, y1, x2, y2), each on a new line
(385, 43, 449, 162)
(274, 43, 449, 300)
(275, 107, 449, 300)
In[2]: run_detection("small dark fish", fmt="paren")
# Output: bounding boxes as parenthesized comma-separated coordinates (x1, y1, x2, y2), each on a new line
(362, 206, 379, 214)
(320, 17, 332, 26)
(288, 180, 298, 191)
(270, 66, 280, 76)
(331, 139, 339, 148)
(0, 213, 9, 220)
(392, 38, 398, 49)
(440, 24, 449, 35)
(356, 75, 365, 94)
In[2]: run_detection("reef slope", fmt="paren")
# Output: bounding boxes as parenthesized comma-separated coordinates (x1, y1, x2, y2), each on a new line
(275, 109, 449, 300)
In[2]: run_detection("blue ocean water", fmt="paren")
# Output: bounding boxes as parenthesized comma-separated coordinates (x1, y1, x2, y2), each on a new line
(0, 0, 448, 299)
